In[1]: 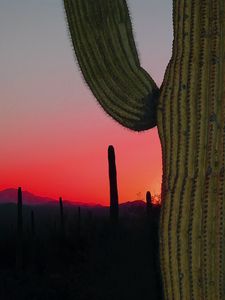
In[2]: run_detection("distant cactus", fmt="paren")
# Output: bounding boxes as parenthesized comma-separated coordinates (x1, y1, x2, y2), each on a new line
(77, 206, 81, 235)
(87, 210, 93, 239)
(30, 210, 36, 269)
(16, 187, 23, 270)
(108, 145, 119, 223)
(59, 197, 65, 238)
(146, 191, 152, 219)
(31, 210, 35, 237)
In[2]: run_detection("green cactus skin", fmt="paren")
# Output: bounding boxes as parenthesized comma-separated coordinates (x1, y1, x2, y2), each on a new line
(64, 0, 225, 299)
(108, 145, 119, 223)
(16, 187, 23, 270)
(158, 1, 225, 299)
(63, 0, 159, 131)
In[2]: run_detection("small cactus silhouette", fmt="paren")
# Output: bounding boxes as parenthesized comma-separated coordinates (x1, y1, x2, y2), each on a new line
(31, 210, 35, 237)
(59, 197, 65, 239)
(146, 191, 152, 219)
(30, 210, 36, 269)
(77, 206, 81, 235)
(16, 187, 23, 270)
(108, 145, 119, 224)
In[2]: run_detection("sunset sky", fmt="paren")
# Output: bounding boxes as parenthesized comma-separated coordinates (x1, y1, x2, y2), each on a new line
(1, 0, 172, 205)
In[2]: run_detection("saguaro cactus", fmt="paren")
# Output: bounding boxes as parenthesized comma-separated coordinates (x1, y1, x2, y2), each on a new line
(146, 191, 152, 220)
(59, 197, 65, 238)
(16, 187, 23, 270)
(31, 210, 35, 237)
(108, 145, 119, 223)
(30, 210, 36, 268)
(77, 206, 81, 236)
(63, 0, 225, 299)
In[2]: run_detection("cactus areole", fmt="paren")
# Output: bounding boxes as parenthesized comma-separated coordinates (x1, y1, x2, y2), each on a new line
(63, 0, 225, 299)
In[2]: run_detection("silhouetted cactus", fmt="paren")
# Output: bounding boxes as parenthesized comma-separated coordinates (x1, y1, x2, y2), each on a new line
(108, 145, 119, 224)
(77, 206, 81, 235)
(30, 210, 36, 269)
(59, 197, 65, 239)
(146, 191, 152, 220)
(16, 187, 23, 270)
(31, 210, 35, 237)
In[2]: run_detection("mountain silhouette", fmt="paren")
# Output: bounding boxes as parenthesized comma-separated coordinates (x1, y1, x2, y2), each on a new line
(0, 188, 55, 205)
(0, 188, 100, 206)
(0, 188, 160, 212)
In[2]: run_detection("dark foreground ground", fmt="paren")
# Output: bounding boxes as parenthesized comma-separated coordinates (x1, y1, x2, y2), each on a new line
(0, 203, 162, 300)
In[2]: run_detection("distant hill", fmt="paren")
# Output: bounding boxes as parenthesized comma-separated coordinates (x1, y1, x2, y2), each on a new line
(0, 188, 56, 205)
(0, 188, 160, 212)
(0, 189, 160, 231)
(0, 188, 100, 207)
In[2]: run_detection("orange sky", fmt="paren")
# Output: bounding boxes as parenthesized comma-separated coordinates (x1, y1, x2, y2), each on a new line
(1, 126, 162, 205)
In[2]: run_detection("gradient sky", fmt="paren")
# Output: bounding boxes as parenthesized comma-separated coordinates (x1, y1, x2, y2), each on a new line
(1, 0, 172, 205)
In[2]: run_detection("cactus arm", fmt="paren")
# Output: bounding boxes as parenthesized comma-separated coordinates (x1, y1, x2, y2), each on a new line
(63, 0, 159, 131)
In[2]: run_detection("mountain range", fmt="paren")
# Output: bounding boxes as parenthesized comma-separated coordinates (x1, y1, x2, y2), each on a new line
(0, 188, 151, 208)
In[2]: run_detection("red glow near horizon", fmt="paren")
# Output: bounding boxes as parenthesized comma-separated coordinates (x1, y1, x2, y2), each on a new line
(0, 1, 170, 207)
(0, 127, 162, 206)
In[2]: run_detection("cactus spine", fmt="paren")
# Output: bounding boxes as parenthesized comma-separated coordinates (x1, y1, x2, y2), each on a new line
(108, 145, 119, 223)
(64, 0, 225, 298)
(16, 187, 23, 270)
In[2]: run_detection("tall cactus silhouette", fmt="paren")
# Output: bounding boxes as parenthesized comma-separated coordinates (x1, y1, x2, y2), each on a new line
(108, 145, 119, 223)
(63, 0, 225, 299)
(16, 187, 23, 270)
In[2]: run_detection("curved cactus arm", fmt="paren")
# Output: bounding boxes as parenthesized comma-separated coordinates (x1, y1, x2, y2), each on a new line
(63, 0, 159, 131)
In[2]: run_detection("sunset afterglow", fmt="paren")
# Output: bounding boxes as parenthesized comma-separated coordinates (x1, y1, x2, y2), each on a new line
(1, 0, 172, 205)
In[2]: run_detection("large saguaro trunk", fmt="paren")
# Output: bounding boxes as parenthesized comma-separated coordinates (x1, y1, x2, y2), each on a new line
(63, 0, 225, 298)
(157, 0, 225, 299)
